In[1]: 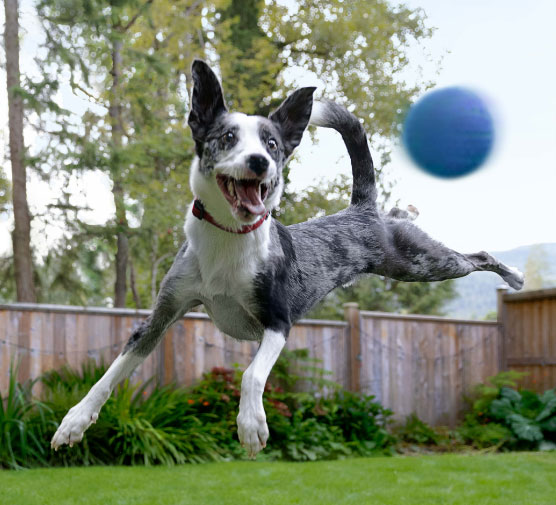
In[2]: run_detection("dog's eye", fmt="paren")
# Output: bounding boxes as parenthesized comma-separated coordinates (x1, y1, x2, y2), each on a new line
(220, 131, 235, 147)
(267, 138, 278, 151)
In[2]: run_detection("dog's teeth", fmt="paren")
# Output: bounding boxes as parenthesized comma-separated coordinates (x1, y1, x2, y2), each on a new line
(228, 180, 235, 196)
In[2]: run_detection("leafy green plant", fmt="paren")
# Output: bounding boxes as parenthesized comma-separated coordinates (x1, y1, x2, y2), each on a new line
(0, 362, 52, 469)
(44, 364, 244, 467)
(397, 414, 440, 446)
(270, 347, 339, 393)
(3, 353, 398, 468)
(456, 418, 512, 449)
(458, 371, 556, 450)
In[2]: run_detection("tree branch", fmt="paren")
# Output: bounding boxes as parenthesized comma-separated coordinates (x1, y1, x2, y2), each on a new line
(120, 0, 154, 33)
(70, 77, 102, 104)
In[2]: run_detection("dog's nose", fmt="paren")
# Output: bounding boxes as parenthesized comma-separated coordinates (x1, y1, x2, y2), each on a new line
(247, 154, 269, 176)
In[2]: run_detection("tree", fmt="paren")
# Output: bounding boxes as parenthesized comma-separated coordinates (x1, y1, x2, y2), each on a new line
(3, 0, 36, 302)
(524, 244, 549, 291)
(36, 0, 202, 307)
(214, 0, 284, 116)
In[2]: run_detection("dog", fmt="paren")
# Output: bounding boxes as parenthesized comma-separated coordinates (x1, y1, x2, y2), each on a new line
(51, 60, 524, 458)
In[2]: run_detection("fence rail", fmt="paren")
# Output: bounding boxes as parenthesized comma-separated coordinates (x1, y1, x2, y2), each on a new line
(1, 288, 555, 426)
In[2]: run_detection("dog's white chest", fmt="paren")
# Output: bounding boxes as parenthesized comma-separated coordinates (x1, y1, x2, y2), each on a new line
(185, 215, 270, 297)
(182, 215, 270, 340)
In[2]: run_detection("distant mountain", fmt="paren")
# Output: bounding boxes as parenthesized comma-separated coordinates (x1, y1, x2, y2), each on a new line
(444, 243, 556, 319)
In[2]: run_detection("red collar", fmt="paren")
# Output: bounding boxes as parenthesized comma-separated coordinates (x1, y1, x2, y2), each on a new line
(192, 199, 270, 234)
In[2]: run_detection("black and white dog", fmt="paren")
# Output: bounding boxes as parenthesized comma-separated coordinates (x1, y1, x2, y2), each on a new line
(51, 60, 524, 458)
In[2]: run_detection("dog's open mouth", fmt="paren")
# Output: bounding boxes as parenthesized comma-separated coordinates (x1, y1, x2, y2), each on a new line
(216, 175, 269, 216)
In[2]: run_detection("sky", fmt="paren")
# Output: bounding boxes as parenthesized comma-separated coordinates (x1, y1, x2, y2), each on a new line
(288, 0, 556, 253)
(1, 0, 555, 256)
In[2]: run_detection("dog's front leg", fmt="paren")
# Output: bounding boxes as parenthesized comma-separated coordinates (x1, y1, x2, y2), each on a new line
(237, 329, 286, 458)
(50, 350, 143, 449)
(51, 304, 190, 449)
(51, 246, 197, 450)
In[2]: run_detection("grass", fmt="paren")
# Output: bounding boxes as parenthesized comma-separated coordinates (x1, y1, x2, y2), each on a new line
(1, 453, 555, 505)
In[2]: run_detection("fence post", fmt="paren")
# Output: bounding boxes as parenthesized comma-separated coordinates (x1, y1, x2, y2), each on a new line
(343, 302, 361, 392)
(497, 286, 509, 371)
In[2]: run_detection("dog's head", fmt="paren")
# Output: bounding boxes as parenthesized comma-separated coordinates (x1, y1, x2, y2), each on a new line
(188, 60, 315, 225)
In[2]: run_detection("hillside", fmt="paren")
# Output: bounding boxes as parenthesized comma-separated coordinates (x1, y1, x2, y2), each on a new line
(444, 243, 556, 319)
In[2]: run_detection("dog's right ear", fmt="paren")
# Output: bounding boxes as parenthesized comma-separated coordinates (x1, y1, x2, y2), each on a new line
(188, 60, 227, 155)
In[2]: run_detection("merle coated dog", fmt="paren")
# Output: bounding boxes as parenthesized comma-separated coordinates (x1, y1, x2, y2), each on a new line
(51, 60, 524, 458)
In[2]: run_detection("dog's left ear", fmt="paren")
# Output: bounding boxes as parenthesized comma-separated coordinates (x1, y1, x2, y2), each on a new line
(188, 59, 227, 155)
(269, 87, 316, 157)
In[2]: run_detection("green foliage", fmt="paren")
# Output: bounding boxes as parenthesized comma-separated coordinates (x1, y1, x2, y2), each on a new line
(458, 372, 556, 450)
(33, 0, 199, 307)
(397, 413, 440, 446)
(524, 244, 551, 290)
(0, 170, 10, 215)
(456, 420, 512, 450)
(42, 365, 243, 467)
(214, 0, 283, 116)
(2, 352, 396, 468)
(267, 347, 395, 460)
(265, 389, 395, 461)
(270, 347, 338, 393)
(0, 363, 51, 469)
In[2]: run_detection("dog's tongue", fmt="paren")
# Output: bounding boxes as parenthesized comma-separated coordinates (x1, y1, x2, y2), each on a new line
(235, 180, 266, 216)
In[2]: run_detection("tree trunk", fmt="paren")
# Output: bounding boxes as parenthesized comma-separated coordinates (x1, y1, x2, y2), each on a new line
(129, 259, 141, 309)
(109, 37, 128, 307)
(3, 0, 36, 302)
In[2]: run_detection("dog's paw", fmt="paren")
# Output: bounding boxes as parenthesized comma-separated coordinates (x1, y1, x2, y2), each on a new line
(406, 204, 419, 221)
(50, 400, 99, 450)
(237, 406, 269, 459)
(504, 266, 525, 291)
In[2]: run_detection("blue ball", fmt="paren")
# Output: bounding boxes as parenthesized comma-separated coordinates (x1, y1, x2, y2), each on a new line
(402, 87, 495, 178)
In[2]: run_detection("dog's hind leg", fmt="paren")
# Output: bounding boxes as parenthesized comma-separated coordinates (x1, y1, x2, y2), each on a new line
(374, 219, 524, 290)
(51, 244, 198, 450)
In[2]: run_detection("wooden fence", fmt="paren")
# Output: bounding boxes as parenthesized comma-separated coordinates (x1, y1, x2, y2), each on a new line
(345, 304, 501, 425)
(0, 303, 349, 394)
(498, 287, 556, 391)
(1, 289, 555, 426)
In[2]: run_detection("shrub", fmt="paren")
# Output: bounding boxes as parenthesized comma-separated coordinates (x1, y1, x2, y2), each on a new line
(2, 351, 397, 468)
(43, 367, 244, 467)
(397, 413, 440, 446)
(0, 363, 52, 469)
(265, 389, 395, 461)
(458, 371, 556, 450)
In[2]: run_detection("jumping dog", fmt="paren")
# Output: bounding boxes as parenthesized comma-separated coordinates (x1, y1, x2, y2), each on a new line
(51, 60, 524, 458)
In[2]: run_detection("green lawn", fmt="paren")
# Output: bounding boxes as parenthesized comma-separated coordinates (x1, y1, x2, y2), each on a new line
(1, 453, 555, 505)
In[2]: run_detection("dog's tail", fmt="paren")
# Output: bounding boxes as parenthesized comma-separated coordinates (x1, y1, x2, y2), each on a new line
(309, 100, 376, 205)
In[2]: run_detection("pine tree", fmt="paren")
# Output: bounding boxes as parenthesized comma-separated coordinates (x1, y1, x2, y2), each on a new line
(3, 0, 36, 302)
